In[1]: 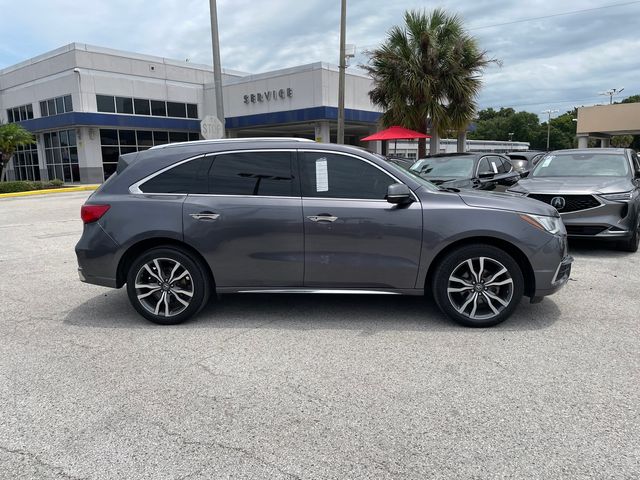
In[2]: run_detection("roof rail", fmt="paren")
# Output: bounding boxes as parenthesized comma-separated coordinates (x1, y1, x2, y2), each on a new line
(149, 137, 315, 150)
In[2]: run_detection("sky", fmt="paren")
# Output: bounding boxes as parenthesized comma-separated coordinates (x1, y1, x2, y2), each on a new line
(1, 0, 639, 118)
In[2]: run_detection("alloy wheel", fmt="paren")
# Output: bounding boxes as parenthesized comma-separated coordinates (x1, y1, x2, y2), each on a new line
(134, 257, 194, 318)
(447, 257, 514, 320)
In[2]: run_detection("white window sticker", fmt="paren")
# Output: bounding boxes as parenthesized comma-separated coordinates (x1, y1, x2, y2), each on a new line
(541, 156, 553, 167)
(315, 158, 329, 192)
(491, 161, 498, 173)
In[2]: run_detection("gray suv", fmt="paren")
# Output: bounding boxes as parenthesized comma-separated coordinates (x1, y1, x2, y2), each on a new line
(76, 138, 572, 327)
(508, 148, 640, 252)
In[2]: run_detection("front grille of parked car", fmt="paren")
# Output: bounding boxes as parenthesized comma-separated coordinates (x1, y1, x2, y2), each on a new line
(565, 225, 608, 236)
(527, 194, 601, 213)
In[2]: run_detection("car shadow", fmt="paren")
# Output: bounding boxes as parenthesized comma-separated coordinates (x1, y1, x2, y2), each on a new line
(64, 290, 561, 333)
(568, 238, 636, 257)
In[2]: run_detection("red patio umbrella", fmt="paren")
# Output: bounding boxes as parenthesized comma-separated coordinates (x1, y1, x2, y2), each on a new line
(361, 125, 430, 155)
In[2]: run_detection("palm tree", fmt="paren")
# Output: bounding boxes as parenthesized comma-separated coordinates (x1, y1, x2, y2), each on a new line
(364, 9, 496, 157)
(0, 122, 35, 181)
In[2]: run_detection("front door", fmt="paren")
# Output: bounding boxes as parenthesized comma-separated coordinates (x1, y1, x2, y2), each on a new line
(183, 150, 304, 288)
(299, 151, 423, 289)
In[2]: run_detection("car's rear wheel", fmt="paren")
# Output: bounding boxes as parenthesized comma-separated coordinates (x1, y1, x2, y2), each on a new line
(126, 247, 210, 325)
(432, 245, 524, 327)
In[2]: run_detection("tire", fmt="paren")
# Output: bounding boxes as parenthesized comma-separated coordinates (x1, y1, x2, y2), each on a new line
(431, 244, 524, 328)
(126, 247, 211, 325)
(618, 218, 639, 253)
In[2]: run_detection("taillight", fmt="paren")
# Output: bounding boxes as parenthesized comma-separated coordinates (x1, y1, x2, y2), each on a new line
(81, 204, 110, 224)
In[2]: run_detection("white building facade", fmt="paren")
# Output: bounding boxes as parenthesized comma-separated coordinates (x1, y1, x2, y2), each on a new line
(0, 43, 528, 184)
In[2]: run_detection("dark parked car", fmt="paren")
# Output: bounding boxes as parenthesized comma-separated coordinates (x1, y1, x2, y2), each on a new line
(409, 153, 520, 191)
(508, 148, 640, 251)
(506, 151, 546, 174)
(76, 138, 572, 328)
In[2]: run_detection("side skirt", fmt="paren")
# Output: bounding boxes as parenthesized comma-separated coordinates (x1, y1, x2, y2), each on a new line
(215, 287, 425, 296)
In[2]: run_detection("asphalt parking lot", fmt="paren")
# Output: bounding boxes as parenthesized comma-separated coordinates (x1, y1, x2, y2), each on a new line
(0, 191, 638, 479)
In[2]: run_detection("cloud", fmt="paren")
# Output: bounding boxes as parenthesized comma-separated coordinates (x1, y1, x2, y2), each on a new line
(1, 0, 639, 115)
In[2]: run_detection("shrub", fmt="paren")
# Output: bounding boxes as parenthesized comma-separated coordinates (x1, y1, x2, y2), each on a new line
(0, 179, 67, 193)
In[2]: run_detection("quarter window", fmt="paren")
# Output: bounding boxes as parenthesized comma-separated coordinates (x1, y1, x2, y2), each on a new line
(140, 157, 212, 194)
(209, 152, 294, 196)
(299, 152, 395, 199)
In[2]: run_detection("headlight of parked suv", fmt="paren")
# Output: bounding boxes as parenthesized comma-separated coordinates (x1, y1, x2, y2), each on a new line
(519, 213, 564, 235)
(506, 189, 527, 196)
(599, 191, 633, 202)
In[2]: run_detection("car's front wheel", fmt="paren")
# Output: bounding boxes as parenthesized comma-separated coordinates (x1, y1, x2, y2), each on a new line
(432, 245, 524, 327)
(126, 247, 210, 325)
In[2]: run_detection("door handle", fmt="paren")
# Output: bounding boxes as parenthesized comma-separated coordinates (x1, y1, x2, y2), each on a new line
(307, 215, 338, 223)
(190, 212, 220, 221)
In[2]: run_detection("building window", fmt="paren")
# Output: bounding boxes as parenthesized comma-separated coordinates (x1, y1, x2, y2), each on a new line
(39, 95, 73, 117)
(96, 95, 198, 119)
(6, 103, 34, 123)
(11, 143, 40, 181)
(99, 129, 200, 180)
(43, 129, 79, 182)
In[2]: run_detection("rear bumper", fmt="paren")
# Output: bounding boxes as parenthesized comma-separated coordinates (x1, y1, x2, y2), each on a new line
(75, 222, 121, 288)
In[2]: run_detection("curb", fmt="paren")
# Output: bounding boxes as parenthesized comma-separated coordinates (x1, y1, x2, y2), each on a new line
(0, 185, 99, 198)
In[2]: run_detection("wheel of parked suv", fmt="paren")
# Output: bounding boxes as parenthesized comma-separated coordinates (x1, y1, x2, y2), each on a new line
(126, 247, 210, 325)
(432, 245, 524, 327)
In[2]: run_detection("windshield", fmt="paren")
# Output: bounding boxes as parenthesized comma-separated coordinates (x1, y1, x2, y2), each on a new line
(370, 153, 439, 191)
(532, 153, 630, 177)
(410, 156, 475, 178)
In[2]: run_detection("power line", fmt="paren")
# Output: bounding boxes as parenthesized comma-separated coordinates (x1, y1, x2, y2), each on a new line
(358, 1, 640, 50)
(469, 1, 640, 30)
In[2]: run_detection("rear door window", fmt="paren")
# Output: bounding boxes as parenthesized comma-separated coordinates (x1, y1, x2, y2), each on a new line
(208, 151, 295, 196)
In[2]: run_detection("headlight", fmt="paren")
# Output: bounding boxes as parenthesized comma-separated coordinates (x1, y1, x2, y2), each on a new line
(519, 213, 563, 235)
(599, 191, 633, 201)
(506, 189, 527, 196)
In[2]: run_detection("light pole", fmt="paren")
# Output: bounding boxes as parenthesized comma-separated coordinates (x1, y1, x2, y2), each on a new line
(337, 0, 347, 144)
(541, 109, 558, 150)
(209, 0, 225, 137)
(599, 87, 624, 104)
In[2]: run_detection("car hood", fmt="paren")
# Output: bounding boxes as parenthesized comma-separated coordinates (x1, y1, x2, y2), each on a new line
(513, 176, 632, 194)
(457, 189, 558, 216)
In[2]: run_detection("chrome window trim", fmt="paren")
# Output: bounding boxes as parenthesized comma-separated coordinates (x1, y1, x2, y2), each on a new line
(297, 149, 419, 202)
(130, 147, 419, 202)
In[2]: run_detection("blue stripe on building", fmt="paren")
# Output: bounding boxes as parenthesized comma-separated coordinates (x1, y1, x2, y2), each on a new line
(225, 107, 381, 129)
(17, 107, 381, 133)
(18, 112, 201, 132)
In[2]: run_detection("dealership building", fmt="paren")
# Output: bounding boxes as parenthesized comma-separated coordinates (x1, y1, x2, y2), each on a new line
(0, 43, 528, 183)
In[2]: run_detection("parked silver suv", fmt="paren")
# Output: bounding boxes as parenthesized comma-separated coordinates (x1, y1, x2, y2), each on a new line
(76, 138, 572, 327)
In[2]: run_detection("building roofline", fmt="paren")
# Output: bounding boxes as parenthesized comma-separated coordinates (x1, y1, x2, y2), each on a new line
(220, 62, 371, 86)
(0, 42, 250, 77)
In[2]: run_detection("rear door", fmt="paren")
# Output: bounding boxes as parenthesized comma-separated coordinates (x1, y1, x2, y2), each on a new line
(183, 150, 304, 288)
(298, 150, 423, 289)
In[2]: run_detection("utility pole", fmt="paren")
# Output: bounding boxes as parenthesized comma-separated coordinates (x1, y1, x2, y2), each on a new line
(599, 87, 624, 104)
(209, 0, 225, 137)
(337, 0, 346, 144)
(541, 109, 559, 151)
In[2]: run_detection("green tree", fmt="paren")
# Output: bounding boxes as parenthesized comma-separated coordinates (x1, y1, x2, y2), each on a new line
(0, 123, 35, 181)
(364, 8, 496, 157)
